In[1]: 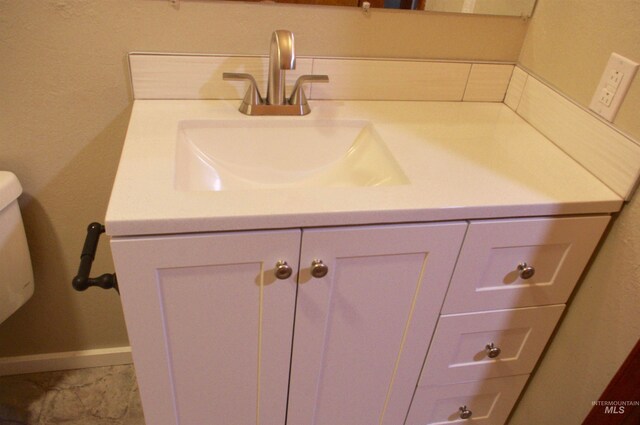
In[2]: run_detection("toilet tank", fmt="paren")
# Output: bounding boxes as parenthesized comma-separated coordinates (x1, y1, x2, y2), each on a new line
(0, 172, 34, 324)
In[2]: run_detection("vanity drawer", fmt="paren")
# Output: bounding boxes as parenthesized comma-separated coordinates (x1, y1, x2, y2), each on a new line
(442, 216, 609, 314)
(420, 305, 564, 385)
(406, 375, 528, 425)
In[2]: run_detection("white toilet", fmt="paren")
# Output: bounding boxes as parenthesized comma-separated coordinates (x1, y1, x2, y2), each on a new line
(0, 171, 34, 324)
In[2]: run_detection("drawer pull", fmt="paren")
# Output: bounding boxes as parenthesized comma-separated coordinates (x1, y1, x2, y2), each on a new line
(275, 260, 293, 280)
(486, 342, 502, 359)
(458, 405, 473, 419)
(310, 259, 329, 278)
(517, 262, 536, 279)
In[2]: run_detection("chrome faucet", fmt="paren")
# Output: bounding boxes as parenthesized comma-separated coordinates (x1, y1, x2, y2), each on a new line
(223, 30, 329, 115)
(266, 30, 295, 106)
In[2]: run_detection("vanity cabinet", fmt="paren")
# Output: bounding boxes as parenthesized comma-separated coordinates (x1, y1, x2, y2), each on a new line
(112, 222, 467, 425)
(111, 215, 609, 425)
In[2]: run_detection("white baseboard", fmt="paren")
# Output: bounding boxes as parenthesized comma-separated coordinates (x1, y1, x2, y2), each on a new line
(0, 346, 132, 376)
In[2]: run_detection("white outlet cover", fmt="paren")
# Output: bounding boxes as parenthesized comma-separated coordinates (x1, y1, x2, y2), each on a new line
(589, 53, 639, 122)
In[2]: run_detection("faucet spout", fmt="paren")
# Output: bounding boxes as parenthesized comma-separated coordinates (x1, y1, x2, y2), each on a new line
(223, 30, 327, 115)
(267, 30, 296, 105)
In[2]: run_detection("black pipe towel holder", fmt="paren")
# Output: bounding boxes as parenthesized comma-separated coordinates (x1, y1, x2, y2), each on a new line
(72, 222, 118, 293)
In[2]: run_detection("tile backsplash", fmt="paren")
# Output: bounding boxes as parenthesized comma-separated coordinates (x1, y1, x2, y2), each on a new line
(506, 67, 640, 200)
(127, 52, 640, 201)
(128, 53, 514, 102)
(310, 58, 471, 101)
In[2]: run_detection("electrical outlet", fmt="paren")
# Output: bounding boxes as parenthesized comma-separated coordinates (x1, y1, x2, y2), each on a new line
(599, 87, 614, 106)
(607, 69, 623, 89)
(590, 53, 639, 122)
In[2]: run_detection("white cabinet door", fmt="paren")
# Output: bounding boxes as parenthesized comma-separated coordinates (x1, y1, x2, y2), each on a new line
(111, 230, 301, 425)
(288, 223, 467, 425)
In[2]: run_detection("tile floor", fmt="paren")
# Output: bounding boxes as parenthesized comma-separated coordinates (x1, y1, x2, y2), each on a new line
(0, 364, 145, 425)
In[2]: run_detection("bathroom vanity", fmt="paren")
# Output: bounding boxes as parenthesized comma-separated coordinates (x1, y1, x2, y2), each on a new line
(107, 99, 623, 425)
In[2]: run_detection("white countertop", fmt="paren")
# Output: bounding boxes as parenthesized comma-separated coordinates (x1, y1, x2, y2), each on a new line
(105, 100, 623, 237)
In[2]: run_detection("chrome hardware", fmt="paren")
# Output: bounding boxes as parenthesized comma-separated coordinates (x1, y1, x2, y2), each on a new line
(310, 259, 329, 278)
(289, 75, 330, 115)
(267, 30, 296, 106)
(274, 260, 293, 280)
(223, 73, 264, 115)
(517, 262, 536, 279)
(459, 405, 473, 419)
(222, 30, 329, 116)
(486, 342, 501, 359)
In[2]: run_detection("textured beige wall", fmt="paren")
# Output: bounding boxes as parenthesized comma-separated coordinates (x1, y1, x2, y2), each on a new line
(519, 0, 640, 139)
(509, 1, 640, 424)
(0, 1, 526, 356)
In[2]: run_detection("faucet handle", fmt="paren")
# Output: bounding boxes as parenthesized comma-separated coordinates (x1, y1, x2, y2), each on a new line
(223, 72, 264, 110)
(289, 74, 329, 107)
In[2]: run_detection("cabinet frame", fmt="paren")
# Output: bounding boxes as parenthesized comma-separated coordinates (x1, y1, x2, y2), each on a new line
(110, 214, 610, 425)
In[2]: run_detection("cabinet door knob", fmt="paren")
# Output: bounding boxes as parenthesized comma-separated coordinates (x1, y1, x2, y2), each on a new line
(486, 342, 501, 359)
(459, 405, 473, 419)
(310, 259, 329, 278)
(517, 262, 535, 279)
(274, 260, 293, 280)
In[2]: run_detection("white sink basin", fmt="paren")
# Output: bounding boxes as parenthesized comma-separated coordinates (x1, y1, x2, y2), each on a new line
(175, 119, 409, 191)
